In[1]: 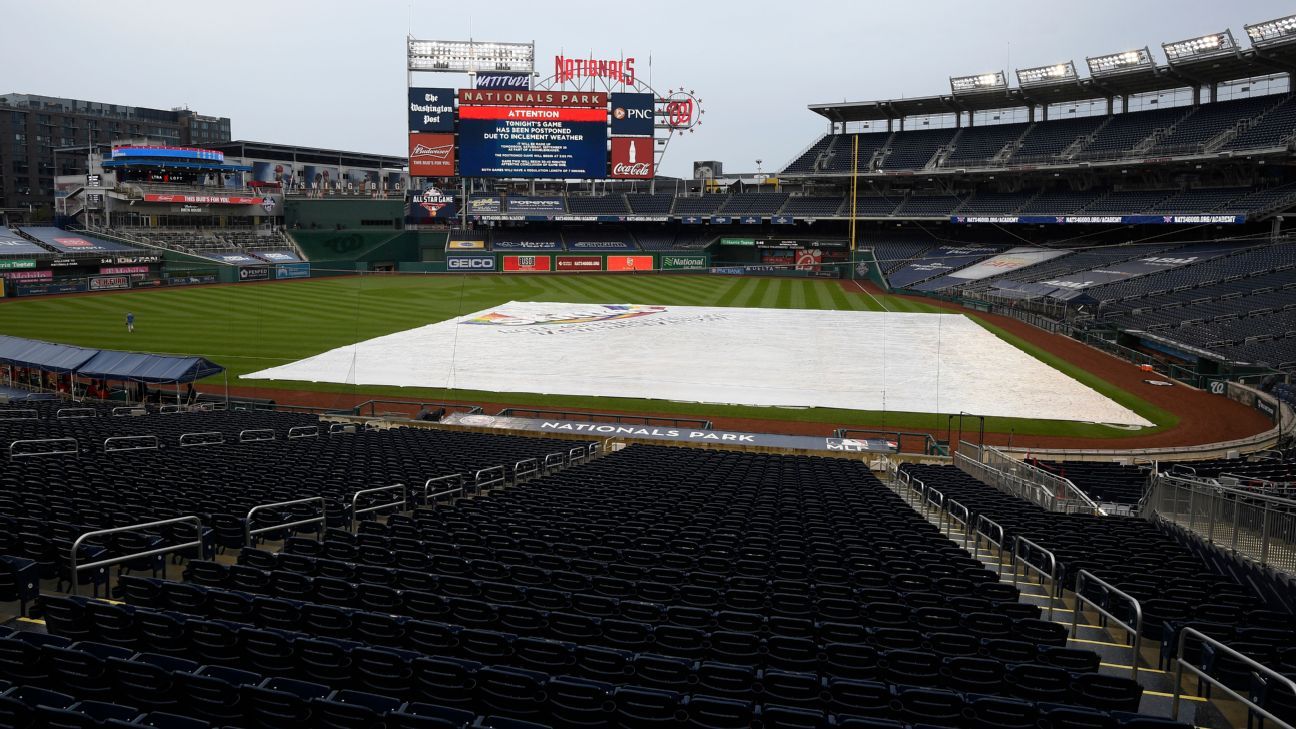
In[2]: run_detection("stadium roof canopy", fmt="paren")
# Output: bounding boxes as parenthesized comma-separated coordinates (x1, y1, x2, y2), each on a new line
(0, 335, 224, 383)
(811, 20, 1296, 123)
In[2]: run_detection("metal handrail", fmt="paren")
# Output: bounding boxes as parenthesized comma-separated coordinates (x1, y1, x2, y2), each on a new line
(178, 431, 225, 447)
(475, 466, 506, 492)
(9, 437, 79, 459)
(543, 452, 566, 474)
(924, 486, 945, 518)
(589, 441, 602, 457)
(569, 446, 587, 465)
(69, 516, 203, 596)
(158, 405, 184, 414)
(111, 406, 146, 417)
(424, 473, 465, 503)
(287, 425, 319, 439)
(329, 422, 357, 435)
(944, 499, 971, 548)
(0, 409, 39, 421)
(514, 458, 540, 484)
(239, 429, 275, 443)
(350, 484, 407, 533)
(103, 435, 159, 453)
(976, 515, 1006, 573)
(1013, 536, 1059, 620)
(244, 497, 325, 548)
(1073, 569, 1145, 680)
(1173, 626, 1296, 727)
(55, 407, 98, 419)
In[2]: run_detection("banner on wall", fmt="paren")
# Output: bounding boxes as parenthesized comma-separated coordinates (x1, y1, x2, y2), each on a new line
(606, 255, 654, 272)
(556, 256, 603, 271)
(503, 255, 553, 272)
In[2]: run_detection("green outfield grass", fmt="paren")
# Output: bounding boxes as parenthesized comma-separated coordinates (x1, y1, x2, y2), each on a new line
(0, 274, 1171, 438)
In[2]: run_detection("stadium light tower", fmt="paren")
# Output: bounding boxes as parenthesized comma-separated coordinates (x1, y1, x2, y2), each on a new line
(1086, 47, 1155, 76)
(1246, 14, 1296, 47)
(1016, 61, 1078, 88)
(949, 71, 1008, 95)
(406, 38, 535, 74)
(1162, 30, 1238, 64)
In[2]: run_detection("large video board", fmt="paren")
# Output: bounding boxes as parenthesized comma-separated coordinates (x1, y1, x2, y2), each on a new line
(457, 90, 607, 178)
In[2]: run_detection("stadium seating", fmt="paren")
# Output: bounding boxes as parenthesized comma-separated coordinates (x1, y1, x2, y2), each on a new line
(1074, 107, 1191, 160)
(566, 196, 630, 215)
(717, 193, 790, 216)
(879, 128, 957, 170)
(943, 123, 1030, 166)
(624, 194, 675, 215)
(671, 196, 727, 216)
(820, 132, 891, 173)
(1149, 96, 1275, 154)
(1223, 95, 1296, 151)
(1008, 116, 1106, 163)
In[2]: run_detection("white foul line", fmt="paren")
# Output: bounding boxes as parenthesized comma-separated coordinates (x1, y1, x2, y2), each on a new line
(852, 279, 889, 311)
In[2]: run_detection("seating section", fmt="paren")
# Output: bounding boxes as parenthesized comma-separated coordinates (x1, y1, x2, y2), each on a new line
(566, 196, 630, 215)
(1223, 95, 1296, 151)
(944, 123, 1029, 165)
(1030, 460, 1148, 506)
(1075, 107, 1189, 159)
(624, 194, 675, 215)
(879, 128, 957, 170)
(1150, 96, 1275, 154)
(717, 193, 790, 216)
(820, 132, 891, 173)
(1009, 116, 1106, 163)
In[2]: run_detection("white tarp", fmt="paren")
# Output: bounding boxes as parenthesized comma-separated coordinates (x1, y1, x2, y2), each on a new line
(243, 301, 1152, 426)
(947, 246, 1070, 281)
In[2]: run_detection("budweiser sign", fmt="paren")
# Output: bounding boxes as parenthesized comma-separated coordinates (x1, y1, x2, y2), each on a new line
(609, 137, 654, 179)
(409, 133, 455, 177)
(412, 143, 451, 159)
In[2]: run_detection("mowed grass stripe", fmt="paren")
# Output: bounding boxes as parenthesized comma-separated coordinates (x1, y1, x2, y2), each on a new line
(712, 278, 753, 308)
(739, 278, 773, 309)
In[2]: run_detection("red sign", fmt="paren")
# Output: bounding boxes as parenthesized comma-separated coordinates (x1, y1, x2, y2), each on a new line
(609, 138, 654, 179)
(457, 106, 606, 122)
(142, 194, 264, 205)
(556, 256, 603, 271)
(457, 90, 607, 108)
(606, 255, 654, 272)
(503, 255, 553, 272)
(2, 269, 53, 281)
(554, 56, 635, 86)
(795, 248, 823, 273)
(54, 237, 94, 248)
(409, 133, 456, 177)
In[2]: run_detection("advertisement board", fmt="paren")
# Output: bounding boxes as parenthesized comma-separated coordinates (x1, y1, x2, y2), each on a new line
(16, 282, 85, 296)
(458, 90, 608, 178)
(503, 255, 553, 272)
(238, 267, 271, 282)
(476, 72, 531, 90)
(275, 263, 311, 280)
(408, 133, 456, 177)
(407, 188, 458, 220)
(2, 269, 53, 281)
(408, 87, 455, 132)
(141, 194, 264, 205)
(447, 240, 487, 250)
(720, 238, 756, 246)
(447, 255, 496, 272)
(506, 197, 566, 213)
(466, 197, 502, 214)
(492, 237, 561, 251)
(795, 248, 823, 273)
(606, 255, 654, 272)
(567, 239, 637, 251)
(661, 255, 707, 270)
(0, 259, 36, 270)
(609, 137, 654, 179)
(100, 266, 149, 275)
(1038, 244, 1236, 291)
(556, 256, 603, 271)
(89, 275, 131, 291)
(610, 92, 655, 136)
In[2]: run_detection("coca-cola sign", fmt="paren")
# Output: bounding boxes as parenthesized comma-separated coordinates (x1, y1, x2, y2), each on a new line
(609, 138, 654, 179)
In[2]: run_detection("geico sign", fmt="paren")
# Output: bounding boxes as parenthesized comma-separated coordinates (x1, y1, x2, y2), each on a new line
(448, 257, 494, 270)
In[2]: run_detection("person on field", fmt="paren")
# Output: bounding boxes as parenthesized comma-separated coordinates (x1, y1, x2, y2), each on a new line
(126, 312, 135, 333)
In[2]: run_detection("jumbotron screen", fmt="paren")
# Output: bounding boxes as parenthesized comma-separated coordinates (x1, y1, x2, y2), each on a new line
(457, 90, 608, 178)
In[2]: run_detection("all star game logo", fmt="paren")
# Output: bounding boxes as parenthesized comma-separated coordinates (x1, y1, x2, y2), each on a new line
(466, 304, 666, 327)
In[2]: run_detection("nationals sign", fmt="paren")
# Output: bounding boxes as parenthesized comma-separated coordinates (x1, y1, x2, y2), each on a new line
(609, 137, 654, 179)
(408, 133, 456, 177)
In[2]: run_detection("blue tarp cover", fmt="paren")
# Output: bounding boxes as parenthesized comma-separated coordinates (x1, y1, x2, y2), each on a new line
(0, 335, 99, 373)
(76, 350, 224, 383)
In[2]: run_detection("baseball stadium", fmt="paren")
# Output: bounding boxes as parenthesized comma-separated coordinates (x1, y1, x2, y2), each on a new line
(0, 6, 1295, 729)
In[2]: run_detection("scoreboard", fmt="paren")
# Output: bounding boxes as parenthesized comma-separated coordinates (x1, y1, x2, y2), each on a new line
(457, 90, 608, 179)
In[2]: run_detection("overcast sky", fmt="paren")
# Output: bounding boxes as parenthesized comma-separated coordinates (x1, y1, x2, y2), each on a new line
(5, 0, 1292, 176)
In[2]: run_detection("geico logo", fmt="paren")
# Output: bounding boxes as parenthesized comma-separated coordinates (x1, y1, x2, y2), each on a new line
(449, 258, 493, 269)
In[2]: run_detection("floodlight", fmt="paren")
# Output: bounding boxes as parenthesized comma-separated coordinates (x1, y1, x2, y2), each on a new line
(1016, 61, 1078, 87)
(407, 39, 534, 73)
(1163, 30, 1237, 63)
(1246, 14, 1296, 47)
(949, 71, 1007, 95)
(1086, 47, 1155, 76)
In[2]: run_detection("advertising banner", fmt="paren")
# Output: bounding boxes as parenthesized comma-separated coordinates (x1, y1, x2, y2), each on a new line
(458, 91, 607, 178)
(952, 214, 1247, 225)
(567, 239, 637, 251)
(100, 266, 149, 275)
(506, 197, 566, 213)
(408, 133, 456, 177)
(0, 259, 36, 270)
(606, 255, 654, 272)
(238, 267, 271, 282)
(720, 238, 756, 246)
(503, 255, 553, 272)
(609, 93, 655, 136)
(466, 197, 502, 214)
(408, 87, 455, 132)
(661, 255, 707, 270)
(492, 237, 561, 251)
(89, 275, 131, 291)
(142, 194, 264, 205)
(475, 72, 531, 90)
(609, 137, 654, 179)
(947, 247, 1069, 281)
(447, 240, 487, 250)
(16, 282, 85, 296)
(556, 256, 603, 271)
(2, 269, 53, 281)
(710, 216, 732, 225)
(447, 255, 496, 272)
(100, 254, 161, 265)
(275, 263, 311, 280)
(771, 215, 796, 225)
(795, 249, 823, 273)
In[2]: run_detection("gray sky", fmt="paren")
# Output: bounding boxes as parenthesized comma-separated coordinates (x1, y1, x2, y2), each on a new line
(6, 0, 1292, 176)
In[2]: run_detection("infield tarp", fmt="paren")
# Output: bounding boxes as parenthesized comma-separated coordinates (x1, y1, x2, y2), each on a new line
(244, 302, 1152, 426)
